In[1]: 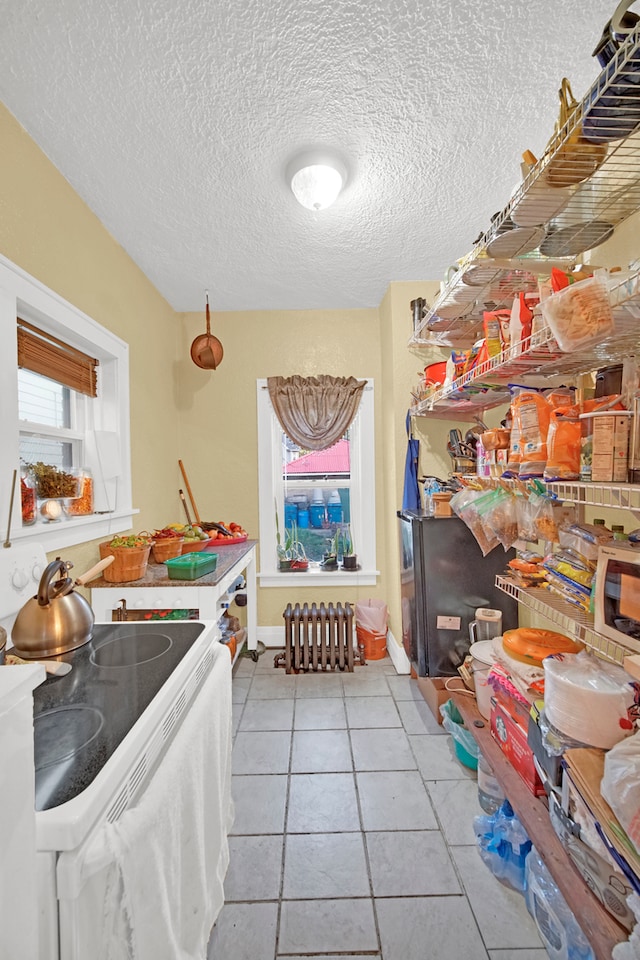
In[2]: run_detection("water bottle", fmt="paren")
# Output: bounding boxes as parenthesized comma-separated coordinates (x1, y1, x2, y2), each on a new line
(477, 753, 505, 814)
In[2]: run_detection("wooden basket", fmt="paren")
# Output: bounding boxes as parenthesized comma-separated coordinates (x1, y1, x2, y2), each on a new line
(151, 537, 184, 563)
(99, 541, 152, 582)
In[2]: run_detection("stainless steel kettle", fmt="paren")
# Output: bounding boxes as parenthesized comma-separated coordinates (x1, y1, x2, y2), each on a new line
(11, 556, 114, 659)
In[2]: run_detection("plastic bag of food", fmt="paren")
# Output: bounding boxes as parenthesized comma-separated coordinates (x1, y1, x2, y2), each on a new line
(512, 386, 551, 479)
(601, 730, 640, 854)
(451, 487, 500, 556)
(544, 405, 582, 481)
(540, 273, 614, 352)
(558, 521, 613, 562)
(515, 494, 539, 542)
(476, 486, 518, 550)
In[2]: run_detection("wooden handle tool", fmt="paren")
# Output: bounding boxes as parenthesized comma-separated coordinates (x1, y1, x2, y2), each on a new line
(178, 459, 202, 524)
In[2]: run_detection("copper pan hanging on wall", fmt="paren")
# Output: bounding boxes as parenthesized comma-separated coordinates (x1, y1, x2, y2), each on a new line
(190, 291, 224, 369)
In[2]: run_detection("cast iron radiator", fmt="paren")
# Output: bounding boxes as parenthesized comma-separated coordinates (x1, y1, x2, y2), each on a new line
(275, 602, 365, 673)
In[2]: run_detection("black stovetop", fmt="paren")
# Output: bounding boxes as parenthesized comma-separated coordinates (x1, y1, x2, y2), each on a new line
(32, 621, 204, 811)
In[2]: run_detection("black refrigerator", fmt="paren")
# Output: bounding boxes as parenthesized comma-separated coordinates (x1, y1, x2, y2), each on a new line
(398, 510, 518, 676)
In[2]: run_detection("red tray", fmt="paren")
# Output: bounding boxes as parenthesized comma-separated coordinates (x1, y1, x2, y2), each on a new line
(206, 533, 248, 547)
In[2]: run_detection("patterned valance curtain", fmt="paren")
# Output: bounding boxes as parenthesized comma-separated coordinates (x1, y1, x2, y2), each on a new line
(267, 375, 367, 450)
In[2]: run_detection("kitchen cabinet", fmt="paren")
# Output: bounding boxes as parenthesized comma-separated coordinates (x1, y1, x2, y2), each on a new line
(408, 26, 640, 420)
(91, 540, 258, 658)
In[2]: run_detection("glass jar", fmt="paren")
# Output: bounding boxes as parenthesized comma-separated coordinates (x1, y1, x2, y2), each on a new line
(65, 469, 94, 516)
(20, 468, 37, 526)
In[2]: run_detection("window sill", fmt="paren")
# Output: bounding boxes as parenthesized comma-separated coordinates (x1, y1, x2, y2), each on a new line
(9, 509, 139, 551)
(258, 569, 379, 588)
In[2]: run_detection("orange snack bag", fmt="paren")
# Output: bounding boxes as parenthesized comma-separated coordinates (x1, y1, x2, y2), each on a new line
(544, 405, 581, 481)
(513, 387, 551, 478)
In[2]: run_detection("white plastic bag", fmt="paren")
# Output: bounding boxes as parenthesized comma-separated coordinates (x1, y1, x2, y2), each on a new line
(602, 730, 640, 854)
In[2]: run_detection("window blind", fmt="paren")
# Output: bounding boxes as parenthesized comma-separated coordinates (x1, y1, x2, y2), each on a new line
(17, 318, 98, 397)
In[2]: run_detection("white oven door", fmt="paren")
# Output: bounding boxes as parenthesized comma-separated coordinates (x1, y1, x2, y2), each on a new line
(53, 644, 233, 960)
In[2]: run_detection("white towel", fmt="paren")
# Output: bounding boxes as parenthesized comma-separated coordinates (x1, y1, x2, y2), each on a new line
(100, 643, 233, 960)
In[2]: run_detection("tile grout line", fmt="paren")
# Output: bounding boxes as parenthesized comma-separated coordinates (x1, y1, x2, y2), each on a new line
(345, 676, 384, 959)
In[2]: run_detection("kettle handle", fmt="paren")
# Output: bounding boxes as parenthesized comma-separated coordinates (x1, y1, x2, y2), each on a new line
(469, 620, 478, 644)
(75, 556, 114, 586)
(37, 559, 72, 607)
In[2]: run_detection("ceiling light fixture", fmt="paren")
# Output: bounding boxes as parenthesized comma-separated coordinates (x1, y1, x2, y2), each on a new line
(286, 150, 348, 211)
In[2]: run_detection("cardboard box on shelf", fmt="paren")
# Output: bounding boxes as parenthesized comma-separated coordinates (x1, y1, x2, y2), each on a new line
(491, 700, 545, 796)
(416, 676, 450, 725)
(549, 791, 635, 931)
(590, 411, 631, 483)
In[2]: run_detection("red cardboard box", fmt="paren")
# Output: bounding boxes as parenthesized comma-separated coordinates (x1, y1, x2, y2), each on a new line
(488, 665, 531, 732)
(491, 700, 545, 796)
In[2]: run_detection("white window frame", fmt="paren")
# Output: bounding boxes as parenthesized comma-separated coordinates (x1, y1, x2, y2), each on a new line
(256, 378, 378, 587)
(0, 253, 136, 550)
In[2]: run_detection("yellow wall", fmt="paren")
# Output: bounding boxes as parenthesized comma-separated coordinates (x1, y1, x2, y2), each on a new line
(177, 305, 391, 628)
(0, 103, 183, 576)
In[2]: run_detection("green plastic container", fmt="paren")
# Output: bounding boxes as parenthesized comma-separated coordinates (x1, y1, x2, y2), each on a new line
(165, 552, 218, 580)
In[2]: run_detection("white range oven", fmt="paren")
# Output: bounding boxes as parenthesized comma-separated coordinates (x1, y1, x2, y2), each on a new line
(0, 544, 233, 960)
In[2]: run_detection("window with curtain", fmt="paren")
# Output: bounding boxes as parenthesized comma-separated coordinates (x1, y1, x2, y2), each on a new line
(0, 253, 134, 548)
(256, 377, 377, 586)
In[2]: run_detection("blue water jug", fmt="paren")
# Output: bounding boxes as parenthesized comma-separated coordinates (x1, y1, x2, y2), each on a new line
(297, 507, 310, 528)
(327, 503, 343, 524)
(310, 503, 325, 528)
(284, 502, 297, 527)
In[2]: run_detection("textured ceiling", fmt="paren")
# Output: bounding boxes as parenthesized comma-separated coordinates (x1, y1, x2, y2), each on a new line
(0, 0, 618, 311)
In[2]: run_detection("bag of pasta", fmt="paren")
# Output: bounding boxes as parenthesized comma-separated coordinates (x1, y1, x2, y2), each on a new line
(451, 487, 500, 556)
(540, 272, 614, 353)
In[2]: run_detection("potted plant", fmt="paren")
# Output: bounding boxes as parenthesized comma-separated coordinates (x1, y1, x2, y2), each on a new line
(341, 524, 358, 570)
(278, 520, 309, 571)
(321, 531, 339, 570)
(276, 505, 293, 570)
(288, 522, 309, 571)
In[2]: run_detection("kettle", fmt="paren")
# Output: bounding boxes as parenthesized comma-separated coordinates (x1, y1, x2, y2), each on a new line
(11, 556, 114, 659)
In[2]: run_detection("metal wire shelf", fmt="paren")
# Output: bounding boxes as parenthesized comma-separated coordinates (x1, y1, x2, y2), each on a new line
(495, 575, 636, 667)
(410, 27, 640, 346)
(410, 268, 640, 417)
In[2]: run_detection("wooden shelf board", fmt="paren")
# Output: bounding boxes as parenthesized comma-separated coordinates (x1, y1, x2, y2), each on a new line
(451, 692, 627, 960)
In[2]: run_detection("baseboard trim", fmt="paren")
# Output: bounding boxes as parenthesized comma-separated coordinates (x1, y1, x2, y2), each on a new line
(385, 629, 411, 674)
(257, 625, 284, 648)
(258, 624, 412, 675)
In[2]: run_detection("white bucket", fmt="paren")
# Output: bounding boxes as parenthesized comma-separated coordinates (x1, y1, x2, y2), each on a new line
(469, 639, 497, 720)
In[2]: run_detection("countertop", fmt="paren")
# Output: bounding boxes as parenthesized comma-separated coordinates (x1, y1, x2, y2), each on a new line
(91, 540, 257, 588)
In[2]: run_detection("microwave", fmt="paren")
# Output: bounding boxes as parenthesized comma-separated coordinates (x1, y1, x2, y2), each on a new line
(595, 542, 640, 653)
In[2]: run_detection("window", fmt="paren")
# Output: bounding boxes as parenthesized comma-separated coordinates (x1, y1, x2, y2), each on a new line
(0, 253, 134, 549)
(257, 378, 377, 586)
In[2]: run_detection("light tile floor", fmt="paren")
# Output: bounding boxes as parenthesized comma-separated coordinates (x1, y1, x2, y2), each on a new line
(208, 650, 547, 960)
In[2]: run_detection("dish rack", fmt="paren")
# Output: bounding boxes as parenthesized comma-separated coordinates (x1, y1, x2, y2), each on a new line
(410, 26, 640, 350)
